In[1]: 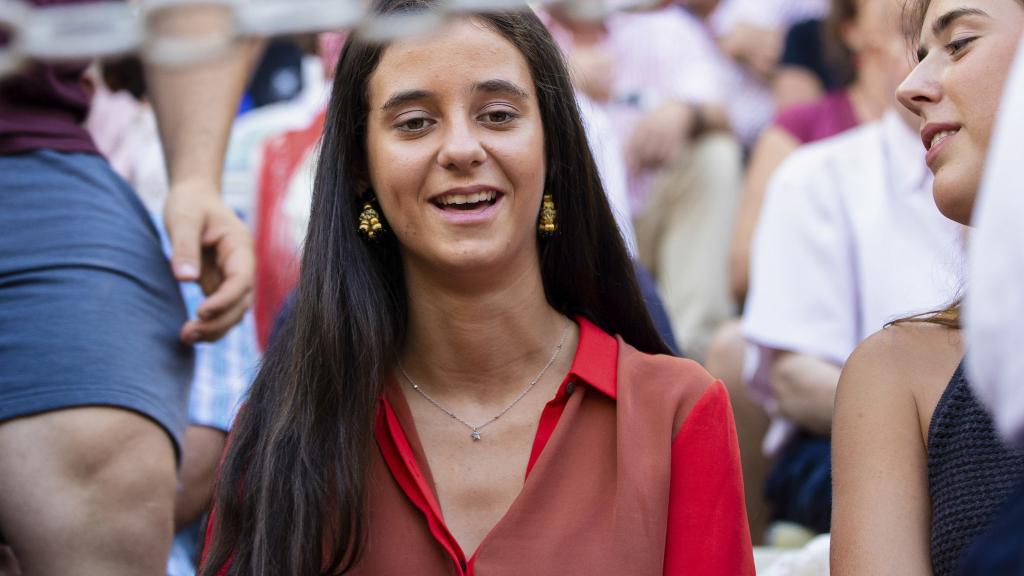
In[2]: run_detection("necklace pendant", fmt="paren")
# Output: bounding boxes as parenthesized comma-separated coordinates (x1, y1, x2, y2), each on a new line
(471, 430, 482, 441)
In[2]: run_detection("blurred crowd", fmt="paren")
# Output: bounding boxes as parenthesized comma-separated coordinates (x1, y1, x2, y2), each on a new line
(2, 0, 1024, 574)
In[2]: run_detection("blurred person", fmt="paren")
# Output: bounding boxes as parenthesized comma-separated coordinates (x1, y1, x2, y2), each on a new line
(222, 33, 332, 224)
(245, 38, 305, 110)
(0, 2, 256, 575)
(709, 0, 925, 541)
(773, 19, 833, 109)
(678, 0, 830, 146)
(200, 1, 754, 574)
(831, 1, 1024, 574)
(729, 0, 905, 306)
(543, 5, 738, 360)
(739, 107, 963, 537)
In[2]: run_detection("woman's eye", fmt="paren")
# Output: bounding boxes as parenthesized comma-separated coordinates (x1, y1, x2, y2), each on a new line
(482, 110, 517, 124)
(396, 117, 432, 132)
(947, 36, 977, 56)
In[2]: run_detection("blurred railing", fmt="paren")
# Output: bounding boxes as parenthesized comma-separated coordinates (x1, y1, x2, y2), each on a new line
(0, 0, 655, 77)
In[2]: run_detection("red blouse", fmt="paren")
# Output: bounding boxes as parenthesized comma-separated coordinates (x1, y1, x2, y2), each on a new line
(206, 318, 753, 575)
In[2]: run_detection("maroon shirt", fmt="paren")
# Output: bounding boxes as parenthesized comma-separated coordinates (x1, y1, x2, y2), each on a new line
(0, 0, 105, 155)
(774, 90, 859, 145)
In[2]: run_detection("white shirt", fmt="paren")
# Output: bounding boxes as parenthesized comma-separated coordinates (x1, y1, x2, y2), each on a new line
(742, 111, 964, 448)
(966, 38, 1024, 446)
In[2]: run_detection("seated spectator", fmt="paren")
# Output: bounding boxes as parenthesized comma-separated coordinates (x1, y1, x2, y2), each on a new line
(707, 0, 925, 541)
(831, 1, 1024, 574)
(543, 4, 738, 360)
(738, 105, 964, 537)
(729, 0, 905, 305)
(699, 0, 830, 146)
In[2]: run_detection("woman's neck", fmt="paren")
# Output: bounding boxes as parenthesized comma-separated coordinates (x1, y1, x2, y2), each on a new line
(399, 261, 571, 402)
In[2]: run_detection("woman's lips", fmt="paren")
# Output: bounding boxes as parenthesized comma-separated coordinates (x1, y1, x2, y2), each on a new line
(925, 129, 958, 170)
(429, 193, 503, 224)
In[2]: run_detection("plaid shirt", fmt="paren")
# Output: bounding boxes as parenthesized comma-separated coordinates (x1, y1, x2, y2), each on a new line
(179, 282, 259, 433)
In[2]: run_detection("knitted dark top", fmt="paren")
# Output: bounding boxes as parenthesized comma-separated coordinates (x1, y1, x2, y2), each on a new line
(928, 361, 1024, 575)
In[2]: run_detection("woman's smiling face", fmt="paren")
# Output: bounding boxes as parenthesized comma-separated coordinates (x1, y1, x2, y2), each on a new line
(364, 18, 547, 278)
(896, 0, 1024, 225)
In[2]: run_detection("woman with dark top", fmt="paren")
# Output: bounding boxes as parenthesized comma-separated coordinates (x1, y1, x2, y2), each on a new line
(199, 1, 753, 575)
(830, 0, 1024, 573)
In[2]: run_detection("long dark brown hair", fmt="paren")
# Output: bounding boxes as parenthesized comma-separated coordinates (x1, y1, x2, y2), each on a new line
(200, 2, 669, 574)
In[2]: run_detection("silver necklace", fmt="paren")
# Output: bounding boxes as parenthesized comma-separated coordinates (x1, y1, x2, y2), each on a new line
(397, 321, 570, 442)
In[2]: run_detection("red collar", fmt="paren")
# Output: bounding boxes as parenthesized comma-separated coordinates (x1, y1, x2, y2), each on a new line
(567, 316, 618, 399)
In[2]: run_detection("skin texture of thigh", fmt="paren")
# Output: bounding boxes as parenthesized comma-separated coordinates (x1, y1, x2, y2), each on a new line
(0, 406, 177, 576)
(175, 425, 228, 530)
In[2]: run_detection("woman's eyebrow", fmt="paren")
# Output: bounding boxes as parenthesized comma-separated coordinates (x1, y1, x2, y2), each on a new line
(932, 7, 990, 37)
(472, 79, 529, 99)
(381, 89, 433, 112)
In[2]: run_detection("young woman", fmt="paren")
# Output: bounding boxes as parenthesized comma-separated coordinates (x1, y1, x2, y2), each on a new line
(199, 1, 754, 574)
(830, 1, 1024, 574)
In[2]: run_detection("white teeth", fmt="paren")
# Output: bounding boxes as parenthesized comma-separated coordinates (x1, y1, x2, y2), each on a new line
(931, 129, 958, 149)
(437, 190, 497, 206)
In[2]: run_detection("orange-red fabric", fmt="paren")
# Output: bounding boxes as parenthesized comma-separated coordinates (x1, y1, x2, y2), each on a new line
(363, 317, 753, 575)
(203, 318, 753, 575)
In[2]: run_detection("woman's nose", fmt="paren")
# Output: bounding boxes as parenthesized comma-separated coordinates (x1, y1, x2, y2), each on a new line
(897, 58, 943, 118)
(436, 119, 486, 172)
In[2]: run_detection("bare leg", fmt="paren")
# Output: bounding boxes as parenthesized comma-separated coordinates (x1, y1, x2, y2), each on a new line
(705, 320, 772, 544)
(0, 407, 176, 576)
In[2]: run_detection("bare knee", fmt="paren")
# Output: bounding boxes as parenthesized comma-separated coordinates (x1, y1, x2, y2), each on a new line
(0, 408, 176, 575)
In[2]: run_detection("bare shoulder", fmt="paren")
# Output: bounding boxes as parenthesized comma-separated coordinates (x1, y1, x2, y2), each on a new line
(839, 323, 963, 421)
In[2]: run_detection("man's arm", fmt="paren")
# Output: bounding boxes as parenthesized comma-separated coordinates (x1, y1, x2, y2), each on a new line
(770, 350, 842, 436)
(144, 4, 263, 342)
(625, 100, 730, 172)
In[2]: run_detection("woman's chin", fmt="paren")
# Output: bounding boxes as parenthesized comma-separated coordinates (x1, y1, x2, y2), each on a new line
(932, 174, 979, 226)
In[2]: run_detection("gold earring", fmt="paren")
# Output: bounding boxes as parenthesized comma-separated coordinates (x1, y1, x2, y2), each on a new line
(358, 200, 385, 240)
(538, 194, 557, 236)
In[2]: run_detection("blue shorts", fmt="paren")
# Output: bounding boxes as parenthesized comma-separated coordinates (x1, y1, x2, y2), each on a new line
(0, 150, 193, 456)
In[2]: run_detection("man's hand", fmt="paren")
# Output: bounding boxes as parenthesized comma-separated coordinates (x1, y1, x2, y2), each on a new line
(625, 101, 694, 173)
(165, 180, 253, 344)
(718, 23, 783, 83)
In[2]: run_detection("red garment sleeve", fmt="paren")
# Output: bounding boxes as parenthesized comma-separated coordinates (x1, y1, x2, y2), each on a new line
(663, 380, 755, 575)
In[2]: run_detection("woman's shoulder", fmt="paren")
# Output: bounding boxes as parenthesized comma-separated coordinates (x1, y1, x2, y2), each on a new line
(616, 339, 724, 435)
(618, 340, 716, 392)
(839, 322, 963, 420)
